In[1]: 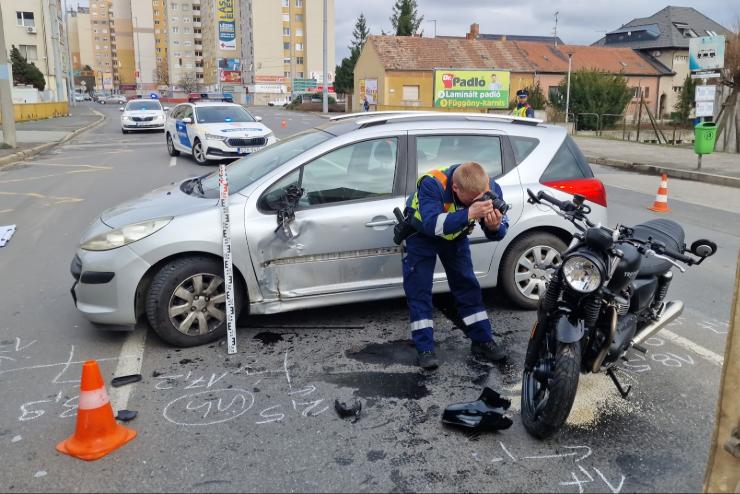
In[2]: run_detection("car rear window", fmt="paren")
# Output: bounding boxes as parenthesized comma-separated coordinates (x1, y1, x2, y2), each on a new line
(510, 136, 540, 164)
(540, 136, 594, 181)
(127, 101, 161, 111)
(195, 106, 254, 124)
(417, 135, 503, 178)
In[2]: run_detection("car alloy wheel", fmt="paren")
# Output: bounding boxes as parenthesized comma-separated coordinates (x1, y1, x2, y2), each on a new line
(168, 273, 226, 336)
(515, 245, 562, 301)
(192, 140, 207, 164)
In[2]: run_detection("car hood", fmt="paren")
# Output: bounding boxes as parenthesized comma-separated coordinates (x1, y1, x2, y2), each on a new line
(198, 121, 271, 137)
(100, 181, 216, 229)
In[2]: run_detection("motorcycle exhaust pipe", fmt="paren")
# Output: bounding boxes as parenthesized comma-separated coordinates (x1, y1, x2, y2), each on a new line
(631, 300, 684, 347)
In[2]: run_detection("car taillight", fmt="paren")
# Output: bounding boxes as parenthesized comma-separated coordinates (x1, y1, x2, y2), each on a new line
(542, 178, 607, 207)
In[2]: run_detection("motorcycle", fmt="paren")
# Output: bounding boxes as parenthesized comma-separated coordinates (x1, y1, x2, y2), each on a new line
(520, 188, 717, 439)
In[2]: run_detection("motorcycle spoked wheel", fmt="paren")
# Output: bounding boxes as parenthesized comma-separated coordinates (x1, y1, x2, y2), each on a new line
(521, 335, 581, 439)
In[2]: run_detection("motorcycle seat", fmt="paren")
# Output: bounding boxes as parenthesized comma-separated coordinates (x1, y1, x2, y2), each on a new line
(632, 219, 686, 277)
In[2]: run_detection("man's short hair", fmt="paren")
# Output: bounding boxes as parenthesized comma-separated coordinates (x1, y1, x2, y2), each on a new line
(453, 162, 489, 195)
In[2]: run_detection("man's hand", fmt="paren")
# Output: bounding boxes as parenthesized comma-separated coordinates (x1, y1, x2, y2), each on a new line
(468, 199, 493, 221)
(484, 209, 503, 231)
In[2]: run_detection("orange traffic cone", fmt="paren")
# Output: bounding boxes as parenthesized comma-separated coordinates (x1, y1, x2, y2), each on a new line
(281, 119, 287, 129)
(56, 360, 136, 461)
(649, 173, 671, 213)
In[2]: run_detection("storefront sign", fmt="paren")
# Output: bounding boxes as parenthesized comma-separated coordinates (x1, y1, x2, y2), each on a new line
(217, 0, 236, 51)
(433, 69, 510, 109)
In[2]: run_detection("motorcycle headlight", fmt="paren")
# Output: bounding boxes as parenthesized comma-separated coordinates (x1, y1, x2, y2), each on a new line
(205, 133, 226, 141)
(562, 256, 602, 293)
(80, 218, 172, 251)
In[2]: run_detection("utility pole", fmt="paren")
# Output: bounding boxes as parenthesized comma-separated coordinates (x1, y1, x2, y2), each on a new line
(49, 0, 66, 101)
(134, 16, 142, 94)
(553, 11, 559, 47)
(64, 3, 76, 107)
(322, 0, 328, 114)
(288, 0, 295, 97)
(0, 4, 18, 147)
(565, 52, 572, 124)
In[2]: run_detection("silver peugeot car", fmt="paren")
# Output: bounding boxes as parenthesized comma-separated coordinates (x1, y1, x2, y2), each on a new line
(70, 112, 608, 347)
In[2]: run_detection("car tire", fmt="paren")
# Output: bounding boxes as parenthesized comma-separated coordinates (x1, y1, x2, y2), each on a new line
(122, 129, 128, 134)
(500, 232, 567, 310)
(146, 256, 244, 347)
(166, 133, 180, 156)
(192, 138, 210, 165)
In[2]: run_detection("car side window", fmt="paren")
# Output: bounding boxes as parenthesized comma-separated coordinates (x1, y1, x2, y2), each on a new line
(510, 136, 540, 164)
(181, 107, 194, 121)
(417, 135, 503, 178)
(260, 138, 398, 210)
(540, 137, 592, 181)
(170, 106, 184, 119)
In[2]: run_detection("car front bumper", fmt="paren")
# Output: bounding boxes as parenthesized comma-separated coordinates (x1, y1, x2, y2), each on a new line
(70, 245, 151, 326)
(122, 122, 165, 130)
(204, 138, 274, 160)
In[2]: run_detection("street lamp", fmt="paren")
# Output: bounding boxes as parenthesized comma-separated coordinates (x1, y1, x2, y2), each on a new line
(133, 16, 142, 93)
(565, 52, 572, 124)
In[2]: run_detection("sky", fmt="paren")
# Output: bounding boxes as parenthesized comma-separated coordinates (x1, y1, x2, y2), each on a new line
(334, 0, 740, 64)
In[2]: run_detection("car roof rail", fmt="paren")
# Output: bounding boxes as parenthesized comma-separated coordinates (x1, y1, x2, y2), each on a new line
(329, 110, 432, 122)
(354, 112, 543, 128)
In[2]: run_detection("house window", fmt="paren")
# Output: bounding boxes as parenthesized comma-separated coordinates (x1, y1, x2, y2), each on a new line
(402, 85, 419, 101)
(295, 43, 303, 52)
(672, 86, 683, 93)
(183, 16, 190, 23)
(16, 11, 35, 27)
(18, 44, 38, 61)
(548, 86, 561, 103)
(282, 13, 289, 22)
(283, 27, 290, 36)
(296, 28, 303, 37)
(295, 0, 303, 7)
(643, 87, 649, 98)
(171, 16, 178, 22)
(171, 26, 179, 33)
(170, 2, 178, 9)
(674, 55, 688, 64)
(295, 14, 303, 22)
(282, 0, 289, 7)
(296, 56, 304, 64)
(283, 57, 291, 63)
(184, 40, 192, 46)
(284, 71, 290, 77)
(283, 42, 290, 50)
(183, 27, 191, 33)
(631, 86, 640, 98)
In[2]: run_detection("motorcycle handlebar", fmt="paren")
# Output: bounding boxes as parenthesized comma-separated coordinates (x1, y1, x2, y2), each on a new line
(660, 248, 695, 265)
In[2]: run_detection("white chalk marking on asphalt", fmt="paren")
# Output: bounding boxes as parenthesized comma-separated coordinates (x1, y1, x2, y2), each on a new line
(662, 329, 724, 366)
(34, 471, 47, 478)
(108, 329, 148, 413)
(11, 435, 22, 443)
(169, 157, 177, 167)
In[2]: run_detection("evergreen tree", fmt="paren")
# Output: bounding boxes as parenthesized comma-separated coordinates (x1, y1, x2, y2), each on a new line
(550, 69, 632, 130)
(9, 46, 46, 90)
(334, 13, 371, 94)
(391, 0, 423, 36)
(350, 13, 370, 64)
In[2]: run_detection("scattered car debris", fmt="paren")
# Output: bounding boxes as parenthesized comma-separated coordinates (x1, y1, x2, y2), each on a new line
(334, 398, 362, 423)
(111, 374, 143, 387)
(115, 410, 138, 422)
(0, 225, 16, 247)
(442, 387, 513, 431)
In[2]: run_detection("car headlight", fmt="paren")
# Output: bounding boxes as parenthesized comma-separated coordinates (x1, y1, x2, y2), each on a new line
(80, 218, 172, 251)
(205, 133, 226, 141)
(562, 256, 602, 293)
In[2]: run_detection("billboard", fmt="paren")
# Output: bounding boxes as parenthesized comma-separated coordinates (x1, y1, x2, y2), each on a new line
(220, 70, 242, 83)
(689, 36, 725, 71)
(217, 0, 236, 51)
(360, 78, 377, 104)
(433, 69, 510, 109)
(255, 75, 287, 84)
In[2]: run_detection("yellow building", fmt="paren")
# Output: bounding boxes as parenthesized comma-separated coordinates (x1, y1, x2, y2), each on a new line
(152, 0, 168, 89)
(353, 36, 535, 113)
(67, 7, 94, 72)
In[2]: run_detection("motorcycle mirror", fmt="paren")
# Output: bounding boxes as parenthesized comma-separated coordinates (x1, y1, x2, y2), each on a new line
(690, 239, 717, 257)
(573, 194, 585, 206)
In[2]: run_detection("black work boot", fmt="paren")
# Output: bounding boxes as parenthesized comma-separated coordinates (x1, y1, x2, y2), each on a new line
(417, 350, 440, 370)
(471, 340, 506, 362)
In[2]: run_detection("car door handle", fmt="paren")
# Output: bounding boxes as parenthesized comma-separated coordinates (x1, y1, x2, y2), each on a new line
(365, 218, 397, 228)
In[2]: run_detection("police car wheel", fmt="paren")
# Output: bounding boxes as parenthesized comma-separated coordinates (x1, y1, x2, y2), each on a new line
(500, 232, 566, 310)
(146, 256, 244, 347)
(166, 133, 180, 156)
(192, 138, 210, 165)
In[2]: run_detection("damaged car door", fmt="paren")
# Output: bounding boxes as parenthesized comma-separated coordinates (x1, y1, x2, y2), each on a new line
(249, 134, 408, 300)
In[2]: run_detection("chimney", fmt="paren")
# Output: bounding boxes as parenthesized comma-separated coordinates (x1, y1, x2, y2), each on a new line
(501, 35, 507, 42)
(467, 23, 480, 40)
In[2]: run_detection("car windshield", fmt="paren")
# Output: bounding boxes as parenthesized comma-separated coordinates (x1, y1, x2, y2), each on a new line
(127, 101, 161, 111)
(188, 129, 333, 196)
(195, 106, 254, 124)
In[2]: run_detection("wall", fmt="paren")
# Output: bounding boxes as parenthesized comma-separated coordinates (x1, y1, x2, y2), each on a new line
(131, 0, 157, 90)
(152, 0, 168, 89)
(1, 1, 54, 93)
(167, 0, 201, 90)
(76, 12, 94, 71)
(304, 0, 335, 86)
(352, 41, 385, 112)
(112, 0, 136, 87)
(0, 102, 69, 123)
(251, 0, 284, 82)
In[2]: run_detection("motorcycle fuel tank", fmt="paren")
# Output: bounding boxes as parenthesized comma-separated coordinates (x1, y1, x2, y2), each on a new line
(607, 243, 642, 293)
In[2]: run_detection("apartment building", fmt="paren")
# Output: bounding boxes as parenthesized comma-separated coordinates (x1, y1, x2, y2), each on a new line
(67, 7, 94, 72)
(111, 0, 136, 89)
(0, 0, 70, 100)
(152, 0, 168, 88)
(165, 0, 204, 90)
(200, 0, 241, 91)
(88, 0, 115, 91)
(131, 0, 157, 90)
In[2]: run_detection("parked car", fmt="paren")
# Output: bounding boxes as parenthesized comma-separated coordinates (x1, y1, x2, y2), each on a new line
(164, 101, 275, 165)
(187, 92, 234, 103)
(70, 111, 608, 347)
(99, 94, 127, 105)
(120, 99, 169, 134)
(74, 93, 85, 102)
(268, 97, 290, 107)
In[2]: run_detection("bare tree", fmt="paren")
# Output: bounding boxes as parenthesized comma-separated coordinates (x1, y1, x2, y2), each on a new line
(155, 66, 169, 87)
(178, 73, 199, 93)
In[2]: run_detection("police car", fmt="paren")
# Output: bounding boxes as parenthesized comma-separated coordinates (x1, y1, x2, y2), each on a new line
(164, 102, 276, 165)
(120, 99, 168, 134)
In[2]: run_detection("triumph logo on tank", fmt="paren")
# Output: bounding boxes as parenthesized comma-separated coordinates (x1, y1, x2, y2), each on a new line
(434, 69, 511, 109)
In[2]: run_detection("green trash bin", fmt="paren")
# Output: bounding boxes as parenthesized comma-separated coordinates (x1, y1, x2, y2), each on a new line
(694, 122, 718, 155)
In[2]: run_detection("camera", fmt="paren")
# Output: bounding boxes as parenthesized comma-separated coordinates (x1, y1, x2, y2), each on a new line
(393, 207, 417, 245)
(477, 191, 510, 216)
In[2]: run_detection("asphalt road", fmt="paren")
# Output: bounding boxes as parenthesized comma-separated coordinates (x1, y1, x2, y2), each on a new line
(0, 105, 737, 493)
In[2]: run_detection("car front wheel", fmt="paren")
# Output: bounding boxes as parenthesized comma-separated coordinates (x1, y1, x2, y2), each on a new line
(500, 232, 566, 310)
(166, 133, 180, 156)
(192, 138, 210, 165)
(146, 256, 243, 347)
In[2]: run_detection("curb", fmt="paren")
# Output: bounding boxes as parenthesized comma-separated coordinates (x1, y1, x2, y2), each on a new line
(586, 156, 740, 189)
(0, 109, 106, 169)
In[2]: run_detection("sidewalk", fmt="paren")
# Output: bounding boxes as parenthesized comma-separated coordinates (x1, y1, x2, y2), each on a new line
(0, 105, 103, 167)
(574, 135, 740, 188)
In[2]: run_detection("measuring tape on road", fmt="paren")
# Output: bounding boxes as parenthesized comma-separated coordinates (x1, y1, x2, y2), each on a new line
(219, 164, 238, 355)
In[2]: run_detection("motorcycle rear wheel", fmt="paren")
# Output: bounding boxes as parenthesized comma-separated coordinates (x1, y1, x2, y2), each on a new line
(521, 339, 581, 439)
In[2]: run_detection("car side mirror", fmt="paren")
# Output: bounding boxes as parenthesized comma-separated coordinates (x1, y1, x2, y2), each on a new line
(255, 116, 263, 122)
(119, 107, 124, 111)
(274, 185, 305, 239)
(163, 107, 170, 111)
(182, 117, 193, 124)
(690, 239, 717, 258)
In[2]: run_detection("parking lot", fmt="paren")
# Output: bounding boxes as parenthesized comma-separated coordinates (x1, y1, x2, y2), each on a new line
(0, 105, 737, 492)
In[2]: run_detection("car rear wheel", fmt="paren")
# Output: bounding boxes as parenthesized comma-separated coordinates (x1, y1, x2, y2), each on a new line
(146, 256, 243, 347)
(166, 133, 180, 156)
(192, 138, 210, 165)
(500, 232, 566, 310)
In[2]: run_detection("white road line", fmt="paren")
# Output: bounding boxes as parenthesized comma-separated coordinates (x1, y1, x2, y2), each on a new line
(169, 157, 177, 167)
(108, 329, 147, 412)
(662, 329, 724, 366)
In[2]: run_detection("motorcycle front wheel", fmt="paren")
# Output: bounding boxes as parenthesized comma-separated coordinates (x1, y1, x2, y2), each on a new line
(521, 339, 581, 439)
